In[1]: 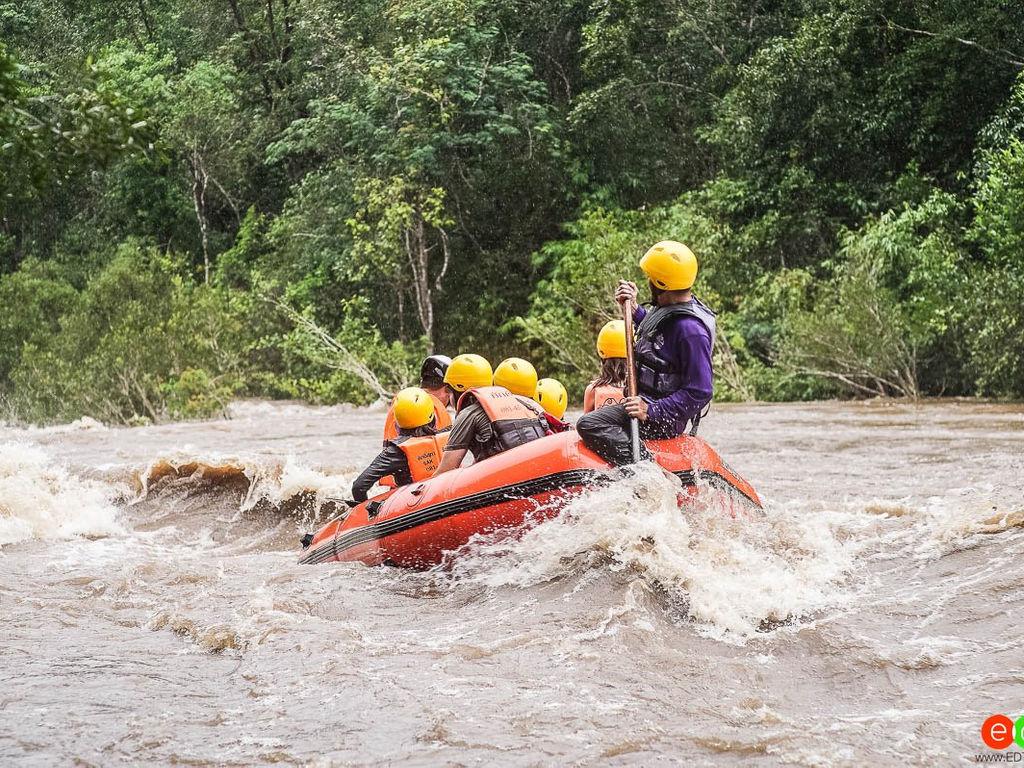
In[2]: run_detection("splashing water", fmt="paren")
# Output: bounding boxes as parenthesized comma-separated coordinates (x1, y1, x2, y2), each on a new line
(444, 462, 866, 638)
(0, 442, 124, 546)
(0, 400, 1022, 765)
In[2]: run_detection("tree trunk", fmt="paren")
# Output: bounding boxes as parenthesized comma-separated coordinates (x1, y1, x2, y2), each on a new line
(404, 215, 435, 352)
(189, 150, 211, 284)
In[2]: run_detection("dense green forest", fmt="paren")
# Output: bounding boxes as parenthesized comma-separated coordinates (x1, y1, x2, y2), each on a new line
(1, 0, 1022, 424)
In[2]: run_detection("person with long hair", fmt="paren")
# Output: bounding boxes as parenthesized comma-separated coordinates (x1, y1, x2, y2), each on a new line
(583, 320, 628, 413)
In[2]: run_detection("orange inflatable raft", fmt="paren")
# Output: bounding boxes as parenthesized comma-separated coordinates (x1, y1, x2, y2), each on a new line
(299, 430, 761, 568)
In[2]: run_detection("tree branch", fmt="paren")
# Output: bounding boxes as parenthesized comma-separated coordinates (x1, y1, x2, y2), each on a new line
(881, 17, 1024, 69)
(269, 298, 391, 399)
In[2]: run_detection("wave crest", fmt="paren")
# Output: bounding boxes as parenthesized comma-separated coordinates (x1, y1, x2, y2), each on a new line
(132, 452, 354, 531)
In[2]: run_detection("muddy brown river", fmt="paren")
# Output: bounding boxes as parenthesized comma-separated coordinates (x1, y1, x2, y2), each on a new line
(1, 400, 1022, 766)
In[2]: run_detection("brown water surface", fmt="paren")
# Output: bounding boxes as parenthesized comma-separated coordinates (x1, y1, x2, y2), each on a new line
(1, 399, 1022, 765)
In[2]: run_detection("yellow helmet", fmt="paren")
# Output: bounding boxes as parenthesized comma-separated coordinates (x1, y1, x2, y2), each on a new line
(444, 353, 492, 392)
(640, 240, 698, 291)
(534, 378, 568, 419)
(596, 320, 627, 359)
(493, 357, 538, 397)
(392, 387, 436, 429)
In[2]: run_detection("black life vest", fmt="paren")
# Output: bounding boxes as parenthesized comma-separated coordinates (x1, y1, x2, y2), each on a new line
(634, 298, 716, 400)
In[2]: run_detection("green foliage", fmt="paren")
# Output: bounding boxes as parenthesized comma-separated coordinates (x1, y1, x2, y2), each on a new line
(779, 266, 921, 399)
(777, 192, 964, 398)
(570, 0, 795, 204)
(723, 269, 833, 401)
(967, 125, 1024, 397)
(1, 41, 154, 265)
(0, 259, 78, 386)
(2, 0, 1024, 422)
(164, 368, 233, 420)
(268, 296, 428, 405)
(8, 242, 250, 424)
(215, 206, 270, 290)
(265, 0, 568, 351)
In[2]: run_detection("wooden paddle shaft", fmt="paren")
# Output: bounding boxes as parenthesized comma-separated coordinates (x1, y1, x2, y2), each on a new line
(622, 295, 642, 463)
(622, 298, 638, 398)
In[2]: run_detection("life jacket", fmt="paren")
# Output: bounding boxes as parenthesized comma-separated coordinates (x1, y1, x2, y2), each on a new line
(591, 384, 625, 409)
(456, 386, 549, 460)
(634, 298, 716, 433)
(634, 298, 716, 400)
(392, 432, 450, 482)
(382, 392, 451, 443)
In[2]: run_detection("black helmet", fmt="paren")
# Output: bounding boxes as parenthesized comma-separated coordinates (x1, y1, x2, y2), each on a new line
(420, 354, 452, 389)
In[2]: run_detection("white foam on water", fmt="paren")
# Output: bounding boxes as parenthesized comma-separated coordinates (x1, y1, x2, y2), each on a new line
(908, 484, 1024, 558)
(134, 450, 354, 515)
(113, 446, 1022, 645)
(446, 463, 867, 640)
(266, 456, 354, 510)
(0, 442, 125, 546)
(26, 416, 109, 434)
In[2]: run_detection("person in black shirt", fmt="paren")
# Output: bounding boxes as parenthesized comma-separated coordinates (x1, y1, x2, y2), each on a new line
(352, 388, 451, 502)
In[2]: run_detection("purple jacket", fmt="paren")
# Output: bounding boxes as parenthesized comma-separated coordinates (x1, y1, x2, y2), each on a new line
(633, 305, 714, 433)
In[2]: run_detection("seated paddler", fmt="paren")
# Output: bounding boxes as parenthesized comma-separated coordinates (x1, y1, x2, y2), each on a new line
(576, 240, 715, 465)
(492, 357, 549, 419)
(535, 377, 572, 433)
(382, 354, 453, 443)
(584, 320, 628, 413)
(434, 354, 550, 475)
(352, 387, 451, 502)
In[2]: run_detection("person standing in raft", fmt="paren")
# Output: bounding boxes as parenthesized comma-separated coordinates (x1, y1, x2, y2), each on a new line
(576, 240, 715, 465)
(583, 320, 628, 413)
(382, 355, 453, 443)
(434, 354, 550, 474)
(353, 387, 451, 502)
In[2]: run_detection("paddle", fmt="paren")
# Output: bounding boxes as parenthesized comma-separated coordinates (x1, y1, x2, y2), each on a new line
(622, 297, 642, 464)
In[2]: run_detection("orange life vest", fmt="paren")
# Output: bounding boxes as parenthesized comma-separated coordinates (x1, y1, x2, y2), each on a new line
(456, 386, 549, 459)
(382, 392, 451, 443)
(394, 432, 450, 482)
(591, 384, 625, 409)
